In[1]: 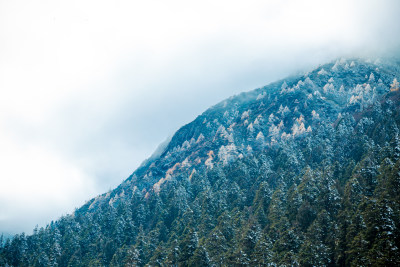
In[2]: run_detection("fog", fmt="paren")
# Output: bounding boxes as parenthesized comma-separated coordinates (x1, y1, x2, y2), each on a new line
(0, 0, 399, 235)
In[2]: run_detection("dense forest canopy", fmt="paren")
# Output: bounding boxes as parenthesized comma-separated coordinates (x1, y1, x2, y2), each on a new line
(1, 58, 400, 266)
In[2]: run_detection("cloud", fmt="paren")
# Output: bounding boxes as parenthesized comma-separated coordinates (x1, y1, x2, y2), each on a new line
(0, 129, 96, 233)
(0, 0, 399, 234)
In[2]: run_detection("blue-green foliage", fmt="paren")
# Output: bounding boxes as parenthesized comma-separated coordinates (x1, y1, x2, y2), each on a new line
(1, 58, 400, 266)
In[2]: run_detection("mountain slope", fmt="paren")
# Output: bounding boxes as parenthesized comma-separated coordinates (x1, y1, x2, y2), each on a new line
(1, 58, 400, 266)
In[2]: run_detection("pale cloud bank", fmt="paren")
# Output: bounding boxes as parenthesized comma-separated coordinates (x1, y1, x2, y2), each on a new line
(0, 0, 399, 234)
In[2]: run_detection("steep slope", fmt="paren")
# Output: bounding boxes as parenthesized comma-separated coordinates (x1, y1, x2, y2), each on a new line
(82, 58, 398, 212)
(1, 58, 400, 266)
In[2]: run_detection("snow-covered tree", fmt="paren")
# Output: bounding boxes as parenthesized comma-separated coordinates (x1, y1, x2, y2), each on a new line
(390, 78, 399, 91)
(318, 68, 328, 75)
(312, 110, 320, 120)
(323, 83, 334, 94)
(241, 110, 250, 120)
(256, 132, 265, 149)
(369, 72, 375, 82)
(281, 81, 288, 90)
(218, 144, 239, 165)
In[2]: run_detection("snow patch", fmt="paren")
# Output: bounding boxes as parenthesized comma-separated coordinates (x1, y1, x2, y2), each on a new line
(241, 110, 250, 120)
(205, 150, 215, 169)
(331, 60, 340, 71)
(312, 110, 320, 120)
(247, 123, 254, 132)
(281, 132, 291, 139)
(181, 157, 191, 168)
(196, 133, 205, 143)
(218, 144, 239, 165)
(253, 115, 262, 126)
(278, 105, 290, 116)
(391, 78, 399, 91)
(228, 123, 236, 132)
(256, 92, 266, 100)
(281, 81, 288, 90)
(318, 68, 328, 75)
(189, 169, 196, 181)
(323, 83, 334, 94)
(369, 73, 375, 82)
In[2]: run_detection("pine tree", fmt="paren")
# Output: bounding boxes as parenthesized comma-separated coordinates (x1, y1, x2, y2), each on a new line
(178, 228, 198, 263)
(252, 232, 274, 265)
(189, 245, 211, 266)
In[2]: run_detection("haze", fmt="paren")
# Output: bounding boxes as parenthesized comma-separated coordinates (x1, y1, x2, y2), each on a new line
(1, 0, 399, 235)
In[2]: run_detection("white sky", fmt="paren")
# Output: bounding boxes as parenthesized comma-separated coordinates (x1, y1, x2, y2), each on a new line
(0, 0, 399, 234)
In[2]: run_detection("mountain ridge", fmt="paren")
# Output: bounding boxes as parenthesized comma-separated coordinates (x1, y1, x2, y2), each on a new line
(1, 57, 400, 266)
(86, 57, 397, 206)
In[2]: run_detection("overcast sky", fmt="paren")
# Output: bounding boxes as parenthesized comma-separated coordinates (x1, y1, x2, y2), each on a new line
(1, 0, 399, 235)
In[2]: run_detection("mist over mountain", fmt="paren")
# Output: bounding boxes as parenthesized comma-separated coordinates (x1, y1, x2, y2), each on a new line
(2, 0, 400, 238)
(1, 57, 400, 266)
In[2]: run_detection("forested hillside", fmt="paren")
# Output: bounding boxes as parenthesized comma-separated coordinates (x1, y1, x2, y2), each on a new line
(1, 58, 400, 266)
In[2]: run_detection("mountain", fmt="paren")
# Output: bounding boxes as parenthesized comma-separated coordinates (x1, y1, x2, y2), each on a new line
(1, 58, 400, 266)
